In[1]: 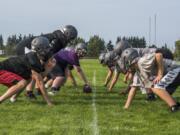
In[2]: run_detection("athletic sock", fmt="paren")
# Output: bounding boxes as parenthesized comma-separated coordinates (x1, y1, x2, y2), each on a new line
(51, 87, 60, 91)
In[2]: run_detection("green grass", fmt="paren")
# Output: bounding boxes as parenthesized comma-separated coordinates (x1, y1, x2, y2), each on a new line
(0, 59, 180, 135)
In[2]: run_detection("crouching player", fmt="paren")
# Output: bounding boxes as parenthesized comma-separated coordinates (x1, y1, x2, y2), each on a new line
(0, 37, 55, 106)
(99, 52, 116, 88)
(122, 48, 180, 112)
(15, 25, 78, 99)
(48, 43, 91, 95)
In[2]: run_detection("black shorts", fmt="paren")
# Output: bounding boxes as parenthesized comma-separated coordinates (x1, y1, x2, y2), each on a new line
(16, 37, 33, 56)
(49, 63, 66, 78)
(68, 65, 74, 70)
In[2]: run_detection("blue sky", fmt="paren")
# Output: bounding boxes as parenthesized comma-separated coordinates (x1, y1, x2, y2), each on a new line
(0, 0, 180, 49)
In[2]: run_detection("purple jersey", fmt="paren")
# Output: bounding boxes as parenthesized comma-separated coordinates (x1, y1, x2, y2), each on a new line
(54, 49, 80, 67)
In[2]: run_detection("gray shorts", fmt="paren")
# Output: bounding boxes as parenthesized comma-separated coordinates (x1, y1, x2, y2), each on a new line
(154, 68, 180, 94)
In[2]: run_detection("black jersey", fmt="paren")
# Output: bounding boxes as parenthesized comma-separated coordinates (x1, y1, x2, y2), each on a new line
(16, 37, 34, 55)
(50, 30, 67, 53)
(0, 52, 44, 80)
(15, 30, 67, 55)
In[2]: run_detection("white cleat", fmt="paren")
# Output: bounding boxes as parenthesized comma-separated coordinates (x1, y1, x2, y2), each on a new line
(48, 91, 58, 96)
(10, 97, 17, 103)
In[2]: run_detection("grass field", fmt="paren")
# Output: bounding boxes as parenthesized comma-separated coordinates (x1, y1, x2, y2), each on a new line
(0, 59, 180, 135)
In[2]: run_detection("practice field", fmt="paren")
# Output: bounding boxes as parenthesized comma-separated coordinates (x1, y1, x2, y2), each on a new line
(0, 59, 180, 135)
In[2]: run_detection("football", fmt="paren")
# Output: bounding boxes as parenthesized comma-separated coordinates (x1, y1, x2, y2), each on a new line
(83, 84, 92, 93)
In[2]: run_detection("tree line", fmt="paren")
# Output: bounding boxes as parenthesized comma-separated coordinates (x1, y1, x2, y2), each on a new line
(0, 34, 179, 59)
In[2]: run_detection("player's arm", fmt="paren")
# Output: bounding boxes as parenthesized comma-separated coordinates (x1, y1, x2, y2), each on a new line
(66, 69, 77, 86)
(123, 72, 130, 83)
(31, 70, 53, 106)
(153, 53, 164, 84)
(108, 72, 120, 91)
(42, 57, 56, 76)
(104, 67, 113, 87)
(124, 86, 137, 109)
(74, 65, 89, 85)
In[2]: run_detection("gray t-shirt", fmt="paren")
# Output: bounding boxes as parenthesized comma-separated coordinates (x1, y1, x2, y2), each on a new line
(136, 53, 179, 88)
(135, 48, 157, 57)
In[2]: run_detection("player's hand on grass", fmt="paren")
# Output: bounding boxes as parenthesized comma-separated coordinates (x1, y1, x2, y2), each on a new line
(108, 87, 112, 92)
(124, 105, 129, 109)
(123, 77, 127, 84)
(103, 83, 107, 87)
(47, 102, 54, 107)
(153, 75, 163, 84)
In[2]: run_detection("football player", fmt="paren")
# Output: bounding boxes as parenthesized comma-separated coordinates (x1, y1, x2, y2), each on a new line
(122, 48, 180, 112)
(0, 37, 55, 106)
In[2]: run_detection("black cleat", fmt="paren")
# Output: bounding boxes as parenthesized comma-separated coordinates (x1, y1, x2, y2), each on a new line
(25, 91, 37, 100)
(170, 104, 179, 112)
(176, 102, 180, 107)
(146, 93, 156, 101)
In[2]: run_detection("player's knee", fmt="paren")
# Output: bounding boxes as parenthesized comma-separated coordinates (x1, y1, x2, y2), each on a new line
(17, 80, 27, 88)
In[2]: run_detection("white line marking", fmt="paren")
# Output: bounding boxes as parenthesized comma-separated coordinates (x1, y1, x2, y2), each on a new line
(92, 70, 99, 135)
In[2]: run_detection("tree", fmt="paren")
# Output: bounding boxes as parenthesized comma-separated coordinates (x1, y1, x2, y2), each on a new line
(149, 44, 157, 48)
(0, 35, 4, 49)
(175, 40, 180, 60)
(87, 35, 105, 57)
(5, 34, 34, 55)
(116, 37, 121, 44)
(116, 36, 146, 48)
(106, 40, 114, 51)
(5, 35, 17, 55)
(70, 37, 85, 47)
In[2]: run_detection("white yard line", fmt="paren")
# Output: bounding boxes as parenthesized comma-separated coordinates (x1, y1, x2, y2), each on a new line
(92, 70, 99, 135)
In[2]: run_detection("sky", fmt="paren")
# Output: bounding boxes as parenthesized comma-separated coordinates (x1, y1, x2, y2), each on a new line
(0, 0, 180, 49)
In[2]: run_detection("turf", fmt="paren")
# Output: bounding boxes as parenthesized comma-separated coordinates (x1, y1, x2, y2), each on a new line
(0, 59, 180, 135)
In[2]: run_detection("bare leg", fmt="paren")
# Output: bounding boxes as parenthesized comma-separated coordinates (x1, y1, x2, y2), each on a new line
(108, 72, 120, 92)
(0, 80, 27, 103)
(104, 69, 113, 87)
(124, 87, 137, 109)
(151, 88, 176, 107)
(51, 76, 65, 88)
(66, 69, 77, 86)
(45, 79, 53, 88)
(26, 79, 35, 92)
(48, 76, 65, 95)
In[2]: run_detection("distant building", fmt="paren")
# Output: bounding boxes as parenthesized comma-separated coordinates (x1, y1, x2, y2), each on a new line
(0, 50, 5, 55)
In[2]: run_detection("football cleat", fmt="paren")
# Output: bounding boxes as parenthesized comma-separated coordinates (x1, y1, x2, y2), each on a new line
(25, 91, 37, 100)
(83, 84, 92, 93)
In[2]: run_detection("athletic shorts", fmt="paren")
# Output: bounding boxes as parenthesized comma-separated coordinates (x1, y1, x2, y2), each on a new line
(0, 70, 24, 87)
(49, 63, 66, 78)
(154, 68, 180, 94)
(68, 65, 74, 70)
(131, 72, 143, 87)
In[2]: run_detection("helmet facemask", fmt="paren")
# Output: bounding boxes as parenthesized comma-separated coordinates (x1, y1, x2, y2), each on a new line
(31, 36, 53, 63)
(36, 48, 53, 63)
(122, 49, 139, 71)
(76, 48, 87, 58)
